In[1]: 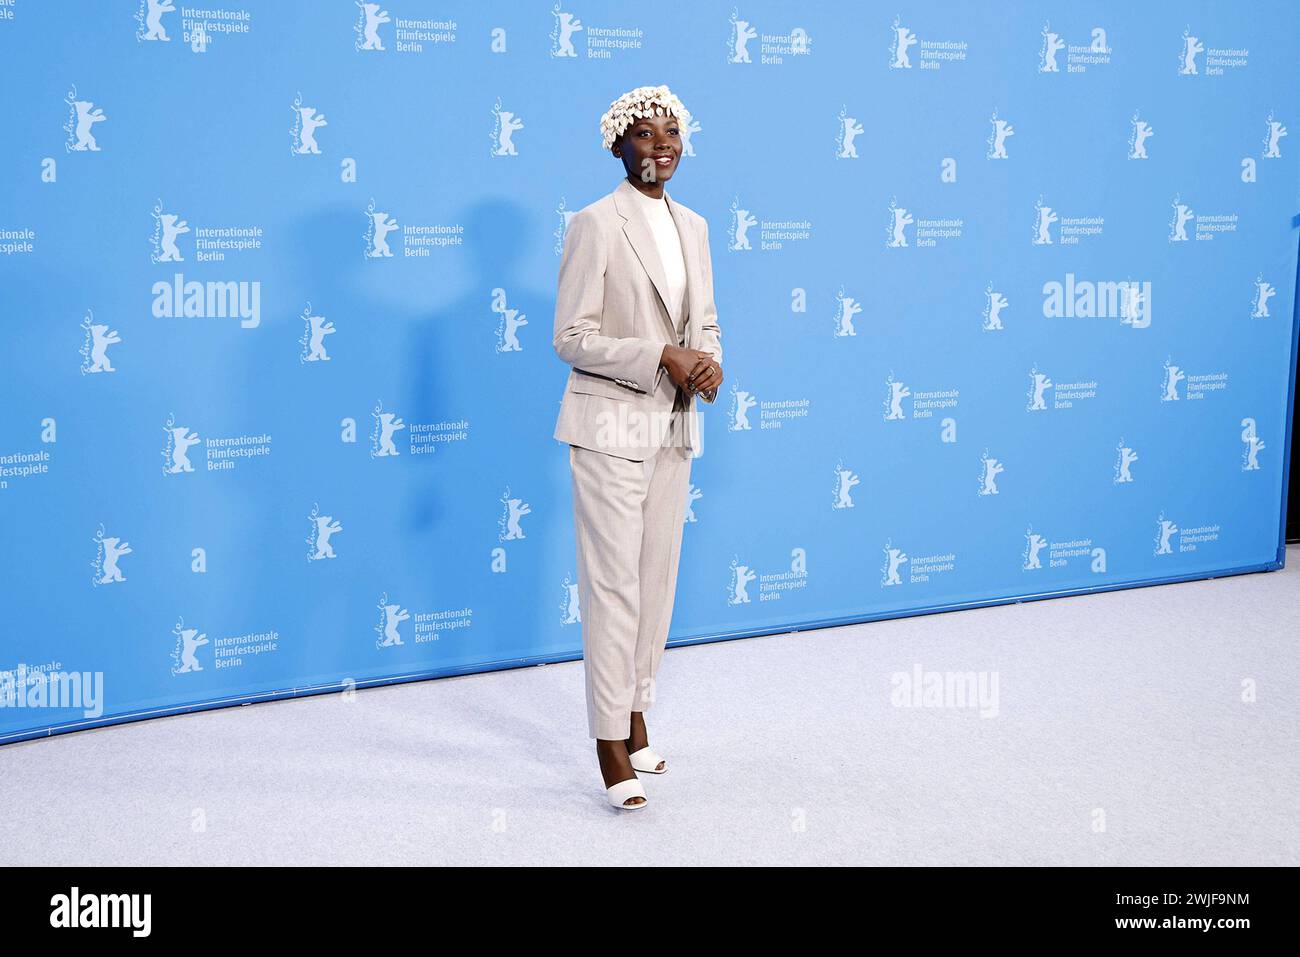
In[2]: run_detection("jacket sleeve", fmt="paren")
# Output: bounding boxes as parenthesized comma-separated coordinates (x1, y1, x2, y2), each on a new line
(552, 208, 664, 393)
(695, 216, 723, 366)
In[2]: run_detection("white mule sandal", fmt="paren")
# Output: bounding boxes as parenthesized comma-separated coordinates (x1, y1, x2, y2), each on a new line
(628, 746, 667, 774)
(606, 777, 648, 809)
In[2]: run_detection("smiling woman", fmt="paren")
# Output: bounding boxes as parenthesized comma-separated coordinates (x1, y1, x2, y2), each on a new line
(551, 83, 725, 810)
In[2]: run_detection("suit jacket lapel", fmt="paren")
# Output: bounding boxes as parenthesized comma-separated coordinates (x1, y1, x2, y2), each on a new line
(614, 177, 695, 345)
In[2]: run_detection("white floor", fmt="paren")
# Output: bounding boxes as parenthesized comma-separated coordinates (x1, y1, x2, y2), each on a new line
(3, 548, 1298, 866)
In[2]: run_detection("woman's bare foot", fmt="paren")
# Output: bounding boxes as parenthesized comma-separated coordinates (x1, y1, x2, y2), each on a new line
(625, 711, 664, 771)
(596, 739, 644, 806)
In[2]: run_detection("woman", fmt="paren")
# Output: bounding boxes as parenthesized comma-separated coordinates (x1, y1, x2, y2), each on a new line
(551, 84, 724, 809)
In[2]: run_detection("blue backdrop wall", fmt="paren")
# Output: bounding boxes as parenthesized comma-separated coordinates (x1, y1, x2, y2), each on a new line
(2, 1, 1298, 743)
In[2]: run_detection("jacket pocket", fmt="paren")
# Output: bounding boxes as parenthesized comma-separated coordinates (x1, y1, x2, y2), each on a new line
(568, 371, 640, 400)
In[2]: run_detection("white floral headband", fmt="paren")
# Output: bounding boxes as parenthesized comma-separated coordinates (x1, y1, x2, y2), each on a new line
(599, 84, 691, 151)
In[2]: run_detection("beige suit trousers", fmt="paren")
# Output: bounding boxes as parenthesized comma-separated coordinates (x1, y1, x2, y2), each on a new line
(569, 404, 692, 740)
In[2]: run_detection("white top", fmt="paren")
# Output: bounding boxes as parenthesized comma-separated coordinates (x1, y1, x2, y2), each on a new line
(629, 186, 687, 340)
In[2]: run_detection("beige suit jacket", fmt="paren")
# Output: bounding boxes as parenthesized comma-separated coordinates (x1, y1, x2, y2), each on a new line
(552, 176, 723, 461)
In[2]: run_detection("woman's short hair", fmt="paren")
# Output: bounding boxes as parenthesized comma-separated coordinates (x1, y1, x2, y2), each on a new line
(599, 84, 691, 151)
